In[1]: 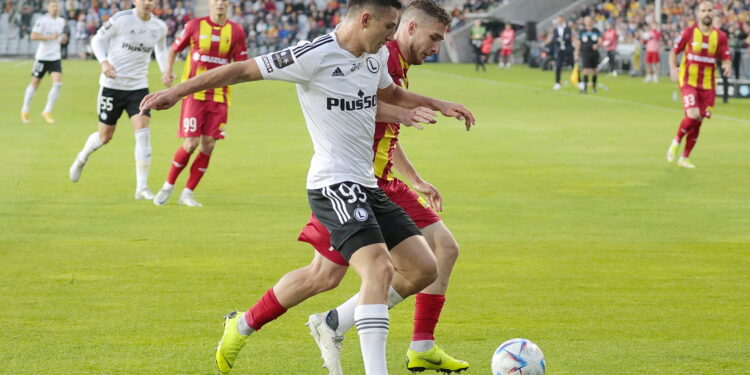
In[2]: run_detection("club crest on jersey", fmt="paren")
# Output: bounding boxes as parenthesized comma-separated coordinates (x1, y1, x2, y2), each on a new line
(366, 57, 379, 73)
(326, 91, 377, 111)
(271, 49, 294, 69)
(353, 207, 369, 221)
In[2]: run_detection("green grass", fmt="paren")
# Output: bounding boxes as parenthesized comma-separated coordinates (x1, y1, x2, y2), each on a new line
(1, 59, 749, 375)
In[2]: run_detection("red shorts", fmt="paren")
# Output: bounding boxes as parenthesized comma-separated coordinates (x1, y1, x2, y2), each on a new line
(500, 48, 512, 57)
(178, 96, 227, 139)
(645, 51, 660, 64)
(680, 85, 715, 119)
(298, 178, 442, 266)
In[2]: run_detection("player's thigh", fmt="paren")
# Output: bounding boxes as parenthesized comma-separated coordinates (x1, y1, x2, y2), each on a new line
(31, 60, 46, 80)
(97, 121, 116, 142)
(199, 135, 217, 155)
(308, 251, 349, 283)
(389, 235, 437, 279)
(420, 221, 458, 258)
(125, 88, 150, 128)
(699, 89, 715, 119)
(680, 86, 701, 119)
(203, 102, 227, 140)
(50, 71, 63, 83)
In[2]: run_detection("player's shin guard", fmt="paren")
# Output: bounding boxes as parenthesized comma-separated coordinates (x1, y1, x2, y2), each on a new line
(355, 304, 389, 375)
(411, 293, 446, 351)
(134, 128, 151, 191)
(167, 147, 191, 184)
(683, 121, 702, 158)
(22, 84, 37, 113)
(186, 151, 210, 191)
(675, 117, 700, 144)
(245, 288, 287, 332)
(43, 82, 62, 114)
(78, 132, 104, 162)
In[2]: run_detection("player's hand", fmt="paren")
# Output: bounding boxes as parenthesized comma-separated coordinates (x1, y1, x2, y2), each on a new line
(721, 60, 732, 78)
(161, 71, 176, 87)
(48, 33, 59, 40)
(434, 101, 476, 131)
(412, 179, 442, 212)
(101, 61, 116, 79)
(401, 107, 437, 130)
(139, 88, 181, 114)
(59, 34, 68, 44)
(670, 67, 679, 82)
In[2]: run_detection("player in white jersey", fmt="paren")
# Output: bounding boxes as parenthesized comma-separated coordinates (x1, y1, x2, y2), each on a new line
(21, 0, 66, 124)
(140, 0, 474, 372)
(68, 0, 169, 200)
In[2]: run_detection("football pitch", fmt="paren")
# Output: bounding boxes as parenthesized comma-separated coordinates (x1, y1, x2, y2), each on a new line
(1, 60, 749, 374)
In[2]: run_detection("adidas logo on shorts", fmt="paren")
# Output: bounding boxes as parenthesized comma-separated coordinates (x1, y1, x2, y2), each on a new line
(331, 67, 344, 77)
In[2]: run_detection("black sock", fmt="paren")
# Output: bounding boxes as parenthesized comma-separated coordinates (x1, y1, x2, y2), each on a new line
(592, 74, 598, 87)
(583, 75, 589, 89)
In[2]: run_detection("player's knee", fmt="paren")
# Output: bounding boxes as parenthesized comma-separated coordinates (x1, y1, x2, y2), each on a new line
(366, 252, 395, 284)
(437, 239, 460, 265)
(686, 109, 701, 120)
(100, 133, 113, 144)
(182, 139, 199, 153)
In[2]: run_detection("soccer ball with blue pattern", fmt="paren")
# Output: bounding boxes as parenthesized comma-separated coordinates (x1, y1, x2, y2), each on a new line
(491, 338, 545, 375)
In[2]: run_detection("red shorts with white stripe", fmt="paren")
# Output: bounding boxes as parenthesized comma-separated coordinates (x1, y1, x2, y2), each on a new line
(178, 96, 227, 139)
(298, 177, 441, 266)
(680, 85, 715, 119)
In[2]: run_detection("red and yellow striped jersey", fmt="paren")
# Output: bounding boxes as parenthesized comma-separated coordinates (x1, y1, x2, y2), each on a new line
(172, 17, 247, 104)
(372, 40, 409, 181)
(672, 24, 729, 90)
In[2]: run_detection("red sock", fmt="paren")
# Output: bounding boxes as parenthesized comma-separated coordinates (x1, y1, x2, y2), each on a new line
(166, 147, 191, 185)
(186, 151, 211, 191)
(683, 120, 703, 158)
(675, 117, 700, 144)
(245, 288, 287, 331)
(412, 293, 446, 341)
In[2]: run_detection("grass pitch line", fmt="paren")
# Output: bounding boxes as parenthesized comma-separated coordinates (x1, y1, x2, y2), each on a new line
(424, 70, 750, 125)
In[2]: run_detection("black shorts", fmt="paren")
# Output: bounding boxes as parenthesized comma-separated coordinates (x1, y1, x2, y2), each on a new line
(308, 181, 421, 261)
(97, 87, 150, 125)
(31, 60, 62, 78)
(581, 51, 600, 69)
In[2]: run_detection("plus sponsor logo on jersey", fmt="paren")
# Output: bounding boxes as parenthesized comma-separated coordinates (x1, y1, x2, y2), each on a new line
(326, 90, 377, 111)
(122, 42, 153, 53)
(192, 52, 229, 65)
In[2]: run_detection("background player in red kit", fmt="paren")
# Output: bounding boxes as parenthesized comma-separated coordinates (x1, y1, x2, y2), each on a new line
(643, 22, 662, 83)
(666, 0, 731, 169)
(153, 0, 247, 206)
(498, 23, 515, 69)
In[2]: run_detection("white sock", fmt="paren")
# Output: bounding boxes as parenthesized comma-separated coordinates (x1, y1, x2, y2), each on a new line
(77, 132, 104, 163)
(354, 304, 389, 375)
(22, 84, 37, 113)
(410, 340, 435, 352)
(236, 312, 255, 336)
(328, 286, 403, 335)
(43, 82, 62, 113)
(134, 128, 151, 191)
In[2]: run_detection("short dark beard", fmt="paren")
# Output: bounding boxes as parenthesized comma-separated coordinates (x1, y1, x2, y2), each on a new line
(702, 16, 712, 26)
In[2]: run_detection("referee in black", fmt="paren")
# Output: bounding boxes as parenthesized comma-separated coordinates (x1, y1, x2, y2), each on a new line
(575, 16, 602, 94)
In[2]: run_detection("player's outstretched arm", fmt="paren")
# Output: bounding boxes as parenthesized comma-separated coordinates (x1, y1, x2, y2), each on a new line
(140, 59, 263, 113)
(378, 84, 476, 131)
(392, 142, 442, 212)
(376, 101, 436, 130)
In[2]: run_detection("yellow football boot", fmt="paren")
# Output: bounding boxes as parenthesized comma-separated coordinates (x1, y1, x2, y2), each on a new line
(406, 345, 469, 373)
(215, 311, 249, 374)
(41, 112, 55, 124)
(21, 112, 31, 124)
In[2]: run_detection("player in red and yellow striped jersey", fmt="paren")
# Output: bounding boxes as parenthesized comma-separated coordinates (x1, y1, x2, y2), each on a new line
(153, 0, 247, 206)
(666, 0, 731, 169)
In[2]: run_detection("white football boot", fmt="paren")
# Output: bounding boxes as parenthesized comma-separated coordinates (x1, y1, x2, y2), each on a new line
(134, 188, 155, 200)
(178, 188, 203, 207)
(307, 312, 344, 375)
(153, 182, 175, 206)
(69, 157, 86, 182)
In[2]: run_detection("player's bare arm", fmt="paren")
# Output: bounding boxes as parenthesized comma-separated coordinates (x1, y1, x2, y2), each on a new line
(140, 59, 263, 112)
(162, 48, 178, 87)
(668, 50, 679, 82)
(392, 142, 443, 211)
(377, 84, 476, 130)
(376, 101, 437, 130)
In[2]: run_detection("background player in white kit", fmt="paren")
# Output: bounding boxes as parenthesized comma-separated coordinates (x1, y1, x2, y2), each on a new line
(68, 0, 169, 200)
(21, 0, 66, 124)
(140, 0, 474, 372)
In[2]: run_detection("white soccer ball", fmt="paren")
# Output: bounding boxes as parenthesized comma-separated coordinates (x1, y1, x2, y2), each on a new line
(491, 338, 546, 375)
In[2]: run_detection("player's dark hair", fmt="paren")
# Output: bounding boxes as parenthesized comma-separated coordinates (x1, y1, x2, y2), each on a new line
(401, 0, 451, 26)
(347, 0, 402, 16)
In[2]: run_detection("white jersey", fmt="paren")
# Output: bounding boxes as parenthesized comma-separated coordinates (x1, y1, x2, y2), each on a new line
(91, 9, 167, 91)
(32, 14, 66, 61)
(255, 32, 393, 189)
